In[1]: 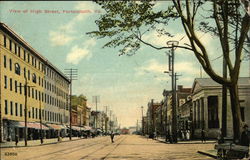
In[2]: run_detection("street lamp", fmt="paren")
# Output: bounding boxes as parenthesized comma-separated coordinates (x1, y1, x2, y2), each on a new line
(166, 40, 179, 143)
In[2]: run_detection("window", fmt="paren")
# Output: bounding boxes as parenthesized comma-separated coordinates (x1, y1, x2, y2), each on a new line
(4, 76, 7, 89)
(9, 59, 12, 71)
(32, 56, 34, 66)
(32, 73, 37, 83)
(28, 70, 30, 80)
(10, 78, 12, 91)
(9, 39, 12, 51)
(10, 101, 13, 115)
(28, 87, 30, 97)
(4, 35, 6, 47)
(24, 50, 26, 61)
(15, 102, 18, 116)
(4, 100, 8, 114)
(18, 46, 20, 57)
(20, 104, 23, 117)
(27, 54, 30, 63)
(208, 96, 219, 128)
(19, 83, 22, 94)
(32, 107, 34, 118)
(15, 43, 17, 54)
(32, 88, 34, 98)
(24, 67, 26, 78)
(35, 108, 37, 119)
(4, 55, 6, 68)
(15, 80, 17, 92)
(15, 63, 21, 75)
(35, 90, 37, 100)
(38, 77, 40, 86)
(29, 111, 31, 118)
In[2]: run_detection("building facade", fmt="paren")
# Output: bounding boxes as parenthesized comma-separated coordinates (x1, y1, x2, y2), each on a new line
(0, 23, 70, 142)
(191, 78, 250, 139)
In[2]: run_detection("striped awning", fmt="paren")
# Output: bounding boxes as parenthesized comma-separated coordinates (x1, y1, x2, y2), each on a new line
(45, 123, 63, 130)
(11, 121, 49, 130)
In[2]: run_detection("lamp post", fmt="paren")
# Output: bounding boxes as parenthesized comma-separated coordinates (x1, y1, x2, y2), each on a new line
(166, 40, 179, 143)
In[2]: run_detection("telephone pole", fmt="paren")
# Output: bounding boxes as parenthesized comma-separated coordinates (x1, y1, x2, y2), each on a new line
(64, 68, 78, 140)
(167, 40, 179, 143)
(17, 76, 35, 146)
(92, 96, 100, 129)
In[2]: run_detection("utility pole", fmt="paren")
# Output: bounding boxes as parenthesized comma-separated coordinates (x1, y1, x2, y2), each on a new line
(39, 101, 43, 144)
(92, 96, 100, 129)
(64, 68, 78, 140)
(141, 106, 144, 135)
(167, 40, 179, 143)
(104, 106, 108, 133)
(16, 76, 35, 146)
(109, 110, 112, 132)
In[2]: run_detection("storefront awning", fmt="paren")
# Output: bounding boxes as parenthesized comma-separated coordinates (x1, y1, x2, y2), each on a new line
(46, 123, 63, 130)
(83, 126, 92, 131)
(71, 126, 81, 131)
(11, 121, 49, 130)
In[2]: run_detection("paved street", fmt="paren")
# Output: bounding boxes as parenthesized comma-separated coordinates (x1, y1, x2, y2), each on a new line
(0, 135, 214, 160)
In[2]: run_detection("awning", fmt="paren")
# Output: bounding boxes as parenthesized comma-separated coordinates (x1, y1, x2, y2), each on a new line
(11, 121, 49, 130)
(71, 126, 81, 131)
(83, 126, 92, 131)
(46, 123, 63, 130)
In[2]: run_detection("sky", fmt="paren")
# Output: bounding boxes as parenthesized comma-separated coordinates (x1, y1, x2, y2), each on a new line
(1, 1, 249, 128)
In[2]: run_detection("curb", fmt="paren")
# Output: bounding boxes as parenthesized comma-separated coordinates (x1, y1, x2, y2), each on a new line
(197, 150, 217, 159)
(0, 137, 88, 148)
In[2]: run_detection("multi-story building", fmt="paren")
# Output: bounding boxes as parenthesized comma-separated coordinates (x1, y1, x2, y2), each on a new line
(0, 23, 70, 142)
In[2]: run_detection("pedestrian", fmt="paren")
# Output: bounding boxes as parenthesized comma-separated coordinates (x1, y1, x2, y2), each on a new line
(15, 134, 19, 146)
(240, 124, 249, 158)
(110, 131, 115, 143)
(186, 130, 190, 140)
(201, 128, 206, 143)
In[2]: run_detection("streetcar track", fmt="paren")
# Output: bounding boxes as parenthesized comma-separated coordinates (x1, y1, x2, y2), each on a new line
(79, 136, 126, 160)
(101, 136, 127, 160)
(24, 138, 109, 160)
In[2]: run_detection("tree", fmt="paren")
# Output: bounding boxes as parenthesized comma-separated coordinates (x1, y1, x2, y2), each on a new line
(87, 0, 250, 141)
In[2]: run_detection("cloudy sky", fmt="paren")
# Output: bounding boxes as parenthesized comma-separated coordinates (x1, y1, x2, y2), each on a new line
(1, 1, 249, 128)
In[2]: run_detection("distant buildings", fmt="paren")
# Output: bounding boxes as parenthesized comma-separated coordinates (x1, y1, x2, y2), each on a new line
(143, 78, 250, 140)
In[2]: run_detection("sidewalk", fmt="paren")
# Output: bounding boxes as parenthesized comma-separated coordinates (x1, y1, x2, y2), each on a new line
(153, 136, 218, 159)
(0, 137, 88, 148)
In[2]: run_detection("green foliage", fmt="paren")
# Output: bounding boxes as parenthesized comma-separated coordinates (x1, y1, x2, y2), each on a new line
(87, 0, 177, 56)
(71, 94, 87, 107)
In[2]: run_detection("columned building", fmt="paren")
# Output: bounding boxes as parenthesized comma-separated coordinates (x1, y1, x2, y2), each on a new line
(191, 78, 250, 139)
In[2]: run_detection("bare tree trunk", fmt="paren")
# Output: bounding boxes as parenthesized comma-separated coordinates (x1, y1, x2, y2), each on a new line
(229, 83, 242, 142)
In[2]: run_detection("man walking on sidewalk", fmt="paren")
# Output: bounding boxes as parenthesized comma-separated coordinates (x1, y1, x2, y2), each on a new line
(15, 134, 19, 146)
(201, 128, 206, 143)
(110, 131, 115, 143)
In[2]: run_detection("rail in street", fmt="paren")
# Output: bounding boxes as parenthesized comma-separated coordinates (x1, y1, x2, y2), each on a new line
(1, 135, 215, 160)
